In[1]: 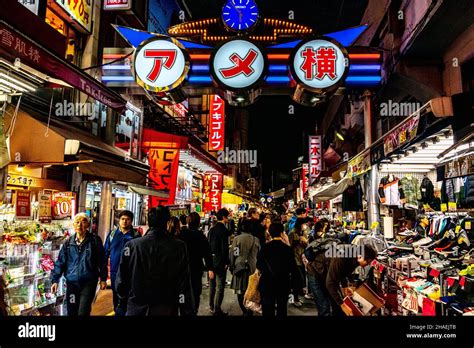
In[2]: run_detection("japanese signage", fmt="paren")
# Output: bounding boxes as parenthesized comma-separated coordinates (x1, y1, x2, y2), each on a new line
(309, 136, 322, 182)
(148, 148, 180, 206)
(18, 0, 39, 15)
(208, 95, 225, 151)
(134, 38, 189, 92)
(16, 190, 31, 219)
(7, 174, 36, 187)
(203, 173, 223, 212)
(302, 163, 309, 198)
(292, 38, 348, 91)
(211, 39, 266, 89)
(38, 193, 52, 223)
(169, 100, 189, 118)
(347, 150, 371, 177)
(383, 114, 420, 156)
(54, 0, 93, 33)
(168, 204, 191, 218)
(104, 0, 132, 11)
(52, 192, 76, 220)
(0, 23, 126, 110)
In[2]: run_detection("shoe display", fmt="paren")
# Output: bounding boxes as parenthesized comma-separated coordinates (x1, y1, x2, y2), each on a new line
(292, 301, 303, 308)
(459, 264, 474, 277)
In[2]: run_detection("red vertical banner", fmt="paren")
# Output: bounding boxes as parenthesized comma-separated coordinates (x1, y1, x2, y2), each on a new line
(302, 163, 309, 198)
(203, 173, 222, 212)
(208, 95, 225, 151)
(309, 135, 322, 183)
(148, 148, 180, 207)
(16, 191, 31, 219)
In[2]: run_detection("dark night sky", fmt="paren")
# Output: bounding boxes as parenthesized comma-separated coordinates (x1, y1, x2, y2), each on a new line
(183, 0, 369, 191)
(245, 96, 323, 192)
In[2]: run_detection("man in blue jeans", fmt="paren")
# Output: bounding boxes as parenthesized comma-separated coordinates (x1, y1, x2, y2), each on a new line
(104, 210, 141, 315)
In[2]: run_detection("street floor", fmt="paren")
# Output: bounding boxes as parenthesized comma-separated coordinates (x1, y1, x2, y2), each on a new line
(91, 271, 318, 316)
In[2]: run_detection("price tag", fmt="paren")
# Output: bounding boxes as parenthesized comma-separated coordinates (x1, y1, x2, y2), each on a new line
(465, 221, 471, 230)
(448, 202, 457, 212)
(440, 204, 447, 212)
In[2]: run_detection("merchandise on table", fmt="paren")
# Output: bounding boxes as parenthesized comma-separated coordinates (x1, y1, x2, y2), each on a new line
(0, 221, 70, 316)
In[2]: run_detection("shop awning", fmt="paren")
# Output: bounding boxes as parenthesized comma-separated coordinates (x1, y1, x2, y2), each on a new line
(0, 14, 126, 111)
(5, 107, 149, 185)
(127, 184, 169, 199)
(311, 177, 352, 203)
(179, 144, 226, 174)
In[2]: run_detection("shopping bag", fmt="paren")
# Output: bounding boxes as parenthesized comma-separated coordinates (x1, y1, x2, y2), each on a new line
(244, 270, 262, 314)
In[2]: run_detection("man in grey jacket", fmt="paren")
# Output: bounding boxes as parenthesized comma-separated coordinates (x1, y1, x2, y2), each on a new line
(229, 219, 260, 316)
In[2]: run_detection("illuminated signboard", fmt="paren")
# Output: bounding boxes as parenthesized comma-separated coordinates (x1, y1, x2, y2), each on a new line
(291, 38, 348, 92)
(211, 39, 266, 90)
(134, 37, 190, 92)
(54, 0, 93, 33)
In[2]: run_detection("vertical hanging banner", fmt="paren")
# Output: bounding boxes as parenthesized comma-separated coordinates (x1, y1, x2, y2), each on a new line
(148, 148, 180, 207)
(309, 136, 322, 183)
(302, 163, 309, 198)
(16, 190, 31, 219)
(203, 173, 223, 212)
(208, 95, 225, 152)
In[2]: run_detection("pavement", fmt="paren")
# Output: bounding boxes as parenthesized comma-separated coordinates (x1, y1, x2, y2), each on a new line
(92, 271, 318, 316)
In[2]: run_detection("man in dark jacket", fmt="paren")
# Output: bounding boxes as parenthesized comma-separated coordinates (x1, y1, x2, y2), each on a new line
(104, 210, 141, 315)
(257, 223, 298, 317)
(51, 213, 108, 316)
(248, 207, 266, 246)
(178, 212, 214, 314)
(115, 206, 194, 316)
(207, 208, 230, 315)
(325, 244, 377, 316)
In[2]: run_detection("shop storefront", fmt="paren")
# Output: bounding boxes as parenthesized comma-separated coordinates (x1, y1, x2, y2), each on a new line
(309, 94, 474, 316)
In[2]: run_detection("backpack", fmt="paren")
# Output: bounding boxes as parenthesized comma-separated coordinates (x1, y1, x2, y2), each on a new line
(304, 238, 341, 277)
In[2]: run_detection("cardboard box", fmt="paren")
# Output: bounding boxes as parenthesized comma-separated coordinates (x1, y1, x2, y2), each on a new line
(343, 283, 385, 316)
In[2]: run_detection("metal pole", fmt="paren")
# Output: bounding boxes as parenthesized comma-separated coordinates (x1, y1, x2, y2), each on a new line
(364, 90, 380, 228)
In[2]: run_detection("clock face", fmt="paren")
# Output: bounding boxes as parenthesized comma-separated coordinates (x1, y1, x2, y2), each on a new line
(222, 0, 259, 31)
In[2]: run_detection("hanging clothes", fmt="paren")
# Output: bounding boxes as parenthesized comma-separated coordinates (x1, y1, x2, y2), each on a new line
(378, 175, 405, 207)
(420, 177, 434, 203)
(400, 176, 421, 208)
(342, 178, 363, 212)
(464, 175, 474, 208)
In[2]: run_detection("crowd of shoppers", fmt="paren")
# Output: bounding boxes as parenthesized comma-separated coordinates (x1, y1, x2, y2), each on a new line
(40, 205, 377, 317)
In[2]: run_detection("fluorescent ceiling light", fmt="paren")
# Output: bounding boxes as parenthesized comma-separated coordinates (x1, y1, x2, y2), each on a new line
(0, 72, 36, 91)
(0, 78, 27, 92)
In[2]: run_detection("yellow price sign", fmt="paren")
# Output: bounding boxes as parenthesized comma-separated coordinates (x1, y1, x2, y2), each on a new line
(371, 221, 379, 230)
(448, 202, 457, 212)
(465, 221, 471, 230)
(440, 204, 447, 212)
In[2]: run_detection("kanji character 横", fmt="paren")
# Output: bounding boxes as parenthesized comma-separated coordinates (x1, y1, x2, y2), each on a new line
(315, 47, 337, 80)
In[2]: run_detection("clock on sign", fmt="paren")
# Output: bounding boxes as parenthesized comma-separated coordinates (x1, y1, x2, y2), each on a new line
(222, 0, 259, 32)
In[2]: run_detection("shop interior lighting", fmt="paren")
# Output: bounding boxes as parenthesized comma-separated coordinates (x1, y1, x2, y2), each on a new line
(16, 164, 25, 172)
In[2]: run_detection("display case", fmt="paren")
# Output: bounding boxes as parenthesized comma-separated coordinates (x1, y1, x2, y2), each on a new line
(0, 221, 70, 316)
